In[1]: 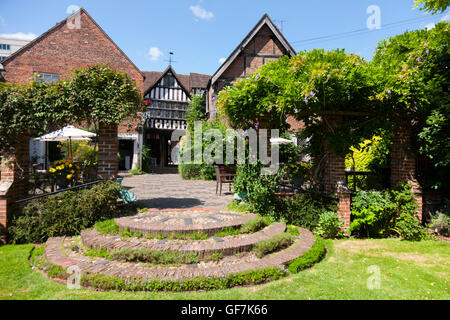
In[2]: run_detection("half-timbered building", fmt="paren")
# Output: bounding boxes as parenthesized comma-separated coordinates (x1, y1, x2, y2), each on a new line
(142, 66, 210, 167)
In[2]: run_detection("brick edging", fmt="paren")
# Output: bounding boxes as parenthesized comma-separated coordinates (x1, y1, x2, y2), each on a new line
(81, 222, 286, 256)
(115, 212, 258, 236)
(44, 228, 315, 280)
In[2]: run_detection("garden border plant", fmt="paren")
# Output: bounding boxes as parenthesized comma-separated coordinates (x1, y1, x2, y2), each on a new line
(30, 234, 327, 292)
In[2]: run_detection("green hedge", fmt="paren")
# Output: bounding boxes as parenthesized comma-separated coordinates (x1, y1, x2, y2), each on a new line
(9, 181, 121, 244)
(82, 267, 285, 292)
(287, 237, 326, 274)
(178, 163, 215, 180)
(31, 245, 286, 292)
(253, 233, 294, 258)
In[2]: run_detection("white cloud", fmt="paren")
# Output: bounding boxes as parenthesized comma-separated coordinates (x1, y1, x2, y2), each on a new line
(189, 5, 214, 20)
(0, 32, 37, 41)
(148, 47, 163, 61)
(441, 13, 450, 22)
(425, 22, 435, 30)
(66, 4, 81, 14)
(218, 57, 226, 64)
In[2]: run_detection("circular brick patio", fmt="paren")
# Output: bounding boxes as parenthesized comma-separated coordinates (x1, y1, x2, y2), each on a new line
(115, 209, 258, 236)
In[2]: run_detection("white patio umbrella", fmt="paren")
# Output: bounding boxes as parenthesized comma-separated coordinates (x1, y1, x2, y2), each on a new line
(37, 125, 96, 160)
(270, 137, 294, 145)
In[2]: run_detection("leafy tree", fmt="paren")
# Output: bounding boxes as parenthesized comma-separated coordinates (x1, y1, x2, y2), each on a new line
(185, 93, 206, 128)
(217, 49, 381, 158)
(372, 21, 450, 189)
(414, 0, 450, 13)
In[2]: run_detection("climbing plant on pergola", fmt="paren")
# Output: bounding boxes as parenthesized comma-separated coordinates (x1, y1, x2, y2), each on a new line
(216, 49, 384, 191)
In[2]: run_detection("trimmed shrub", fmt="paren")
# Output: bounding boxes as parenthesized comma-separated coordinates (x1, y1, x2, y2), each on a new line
(9, 181, 121, 244)
(253, 233, 294, 258)
(240, 216, 270, 234)
(109, 248, 201, 264)
(287, 237, 326, 273)
(31, 246, 286, 292)
(314, 211, 344, 239)
(94, 219, 119, 235)
(178, 162, 216, 181)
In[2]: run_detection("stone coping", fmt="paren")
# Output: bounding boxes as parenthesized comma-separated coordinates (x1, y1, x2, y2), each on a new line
(44, 228, 315, 280)
(81, 222, 286, 256)
(115, 209, 258, 236)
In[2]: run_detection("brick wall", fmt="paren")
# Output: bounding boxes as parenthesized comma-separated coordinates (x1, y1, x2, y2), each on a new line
(1, 10, 143, 90)
(118, 113, 143, 134)
(321, 115, 351, 229)
(0, 136, 29, 235)
(97, 123, 119, 179)
(391, 118, 423, 221)
(209, 24, 293, 117)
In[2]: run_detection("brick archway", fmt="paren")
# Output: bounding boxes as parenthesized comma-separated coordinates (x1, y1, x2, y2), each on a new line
(321, 116, 423, 231)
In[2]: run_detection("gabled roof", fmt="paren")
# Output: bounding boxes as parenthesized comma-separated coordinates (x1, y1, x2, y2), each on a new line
(210, 14, 296, 86)
(143, 68, 210, 94)
(0, 8, 145, 80)
(143, 65, 191, 97)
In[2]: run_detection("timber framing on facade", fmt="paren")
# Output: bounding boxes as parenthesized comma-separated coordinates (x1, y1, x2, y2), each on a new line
(142, 66, 210, 167)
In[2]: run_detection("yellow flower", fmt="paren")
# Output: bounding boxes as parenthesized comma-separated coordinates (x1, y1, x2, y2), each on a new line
(49, 168, 56, 173)
(69, 164, 73, 168)
(61, 165, 65, 169)
(71, 170, 75, 174)
(66, 174, 73, 180)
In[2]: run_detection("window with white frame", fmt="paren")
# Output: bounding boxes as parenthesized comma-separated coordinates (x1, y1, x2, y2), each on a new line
(36, 72, 60, 83)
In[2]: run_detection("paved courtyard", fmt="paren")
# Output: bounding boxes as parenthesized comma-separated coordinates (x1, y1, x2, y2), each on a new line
(120, 173, 233, 209)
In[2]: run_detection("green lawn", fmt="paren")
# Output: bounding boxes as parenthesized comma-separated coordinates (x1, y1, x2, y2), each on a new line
(0, 239, 448, 300)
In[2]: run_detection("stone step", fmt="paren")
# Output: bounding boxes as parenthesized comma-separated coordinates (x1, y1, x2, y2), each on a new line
(81, 222, 287, 257)
(114, 209, 258, 236)
(44, 228, 315, 281)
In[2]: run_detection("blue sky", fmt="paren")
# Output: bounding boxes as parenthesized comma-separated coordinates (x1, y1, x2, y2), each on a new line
(0, 0, 448, 75)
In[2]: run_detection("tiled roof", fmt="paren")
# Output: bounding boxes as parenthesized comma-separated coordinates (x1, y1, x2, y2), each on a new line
(142, 68, 210, 94)
(190, 73, 210, 89)
(142, 71, 163, 93)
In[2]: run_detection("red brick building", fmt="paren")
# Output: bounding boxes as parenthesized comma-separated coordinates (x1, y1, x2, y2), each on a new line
(206, 14, 296, 119)
(0, 8, 145, 171)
